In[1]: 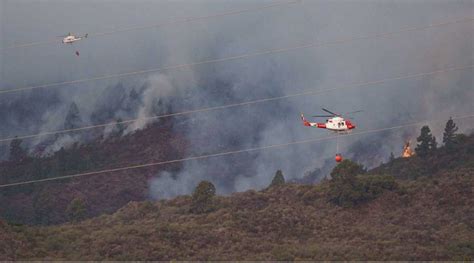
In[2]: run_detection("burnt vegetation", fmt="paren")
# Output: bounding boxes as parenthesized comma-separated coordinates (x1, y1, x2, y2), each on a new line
(0, 118, 187, 225)
(0, 120, 473, 260)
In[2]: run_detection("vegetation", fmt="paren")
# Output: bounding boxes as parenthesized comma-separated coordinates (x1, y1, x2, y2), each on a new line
(269, 170, 285, 187)
(190, 180, 216, 214)
(330, 159, 365, 178)
(373, 123, 474, 180)
(64, 102, 83, 130)
(0, 220, 26, 260)
(328, 160, 397, 207)
(443, 118, 459, 151)
(389, 152, 395, 162)
(9, 138, 27, 162)
(3, 161, 472, 260)
(0, 119, 187, 225)
(66, 198, 87, 222)
(415, 125, 437, 157)
(1, 123, 473, 260)
(114, 118, 127, 136)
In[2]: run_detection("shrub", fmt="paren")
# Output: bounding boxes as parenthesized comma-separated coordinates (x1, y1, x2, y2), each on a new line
(447, 241, 474, 261)
(357, 174, 398, 200)
(328, 161, 397, 207)
(330, 159, 365, 179)
(66, 198, 87, 222)
(190, 181, 216, 214)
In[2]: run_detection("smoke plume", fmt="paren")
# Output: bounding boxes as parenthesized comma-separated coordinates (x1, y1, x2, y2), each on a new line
(0, 0, 472, 199)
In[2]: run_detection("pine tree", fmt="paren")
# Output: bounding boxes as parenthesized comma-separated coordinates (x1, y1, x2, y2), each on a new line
(9, 137, 27, 162)
(64, 102, 83, 130)
(443, 118, 459, 151)
(389, 152, 395, 162)
(415, 125, 435, 157)
(129, 88, 140, 100)
(270, 170, 285, 187)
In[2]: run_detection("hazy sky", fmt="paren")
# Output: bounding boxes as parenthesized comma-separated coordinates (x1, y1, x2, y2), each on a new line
(0, 0, 473, 197)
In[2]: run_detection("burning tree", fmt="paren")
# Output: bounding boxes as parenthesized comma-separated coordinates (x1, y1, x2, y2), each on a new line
(402, 141, 414, 158)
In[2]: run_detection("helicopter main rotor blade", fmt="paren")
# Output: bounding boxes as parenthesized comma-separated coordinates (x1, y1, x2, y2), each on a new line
(312, 115, 334, 117)
(322, 108, 339, 116)
(345, 110, 363, 115)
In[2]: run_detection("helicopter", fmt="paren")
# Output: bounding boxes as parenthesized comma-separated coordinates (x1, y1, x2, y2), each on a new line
(301, 108, 361, 162)
(60, 33, 88, 56)
(61, 33, 88, 44)
(301, 108, 361, 133)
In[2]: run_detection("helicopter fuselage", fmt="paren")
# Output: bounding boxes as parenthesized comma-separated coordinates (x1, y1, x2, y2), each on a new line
(302, 115, 356, 132)
(62, 36, 82, 44)
(322, 116, 355, 131)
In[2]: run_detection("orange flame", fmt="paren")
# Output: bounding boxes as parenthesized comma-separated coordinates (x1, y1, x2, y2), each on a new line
(402, 141, 414, 158)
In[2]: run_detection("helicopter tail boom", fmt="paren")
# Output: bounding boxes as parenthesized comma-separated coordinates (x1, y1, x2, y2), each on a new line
(301, 113, 326, 128)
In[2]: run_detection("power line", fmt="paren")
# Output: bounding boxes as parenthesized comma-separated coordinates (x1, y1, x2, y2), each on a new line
(1, 0, 301, 50)
(0, 16, 472, 96)
(0, 63, 471, 144)
(1, 113, 472, 189)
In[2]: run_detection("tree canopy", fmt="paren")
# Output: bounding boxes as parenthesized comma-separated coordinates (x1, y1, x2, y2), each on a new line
(415, 125, 437, 157)
(443, 118, 459, 151)
(330, 159, 365, 179)
(269, 170, 285, 187)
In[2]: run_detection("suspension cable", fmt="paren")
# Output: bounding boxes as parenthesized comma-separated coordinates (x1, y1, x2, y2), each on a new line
(0, 0, 301, 50)
(1, 113, 472, 188)
(1, 16, 472, 96)
(0, 63, 471, 144)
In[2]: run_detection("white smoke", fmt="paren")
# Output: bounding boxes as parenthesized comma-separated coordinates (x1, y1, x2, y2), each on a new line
(149, 170, 201, 199)
(124, 74, 175, 133)
(0, 0, 472, 199)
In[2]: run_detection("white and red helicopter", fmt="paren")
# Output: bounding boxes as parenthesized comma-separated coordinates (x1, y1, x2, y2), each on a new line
(301, 108, 361, 162)
(61, 33, 88, 44)
(301, 108, 360, 133)
(60, 33, 88, 56)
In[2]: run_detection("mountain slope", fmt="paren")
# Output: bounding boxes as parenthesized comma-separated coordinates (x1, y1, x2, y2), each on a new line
(0, 119, 188, 225)
(5, 161, 473, 260)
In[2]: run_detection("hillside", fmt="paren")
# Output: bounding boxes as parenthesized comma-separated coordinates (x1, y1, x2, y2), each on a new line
(0, 119, 188, 225)
(3, 135, 473, 260)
